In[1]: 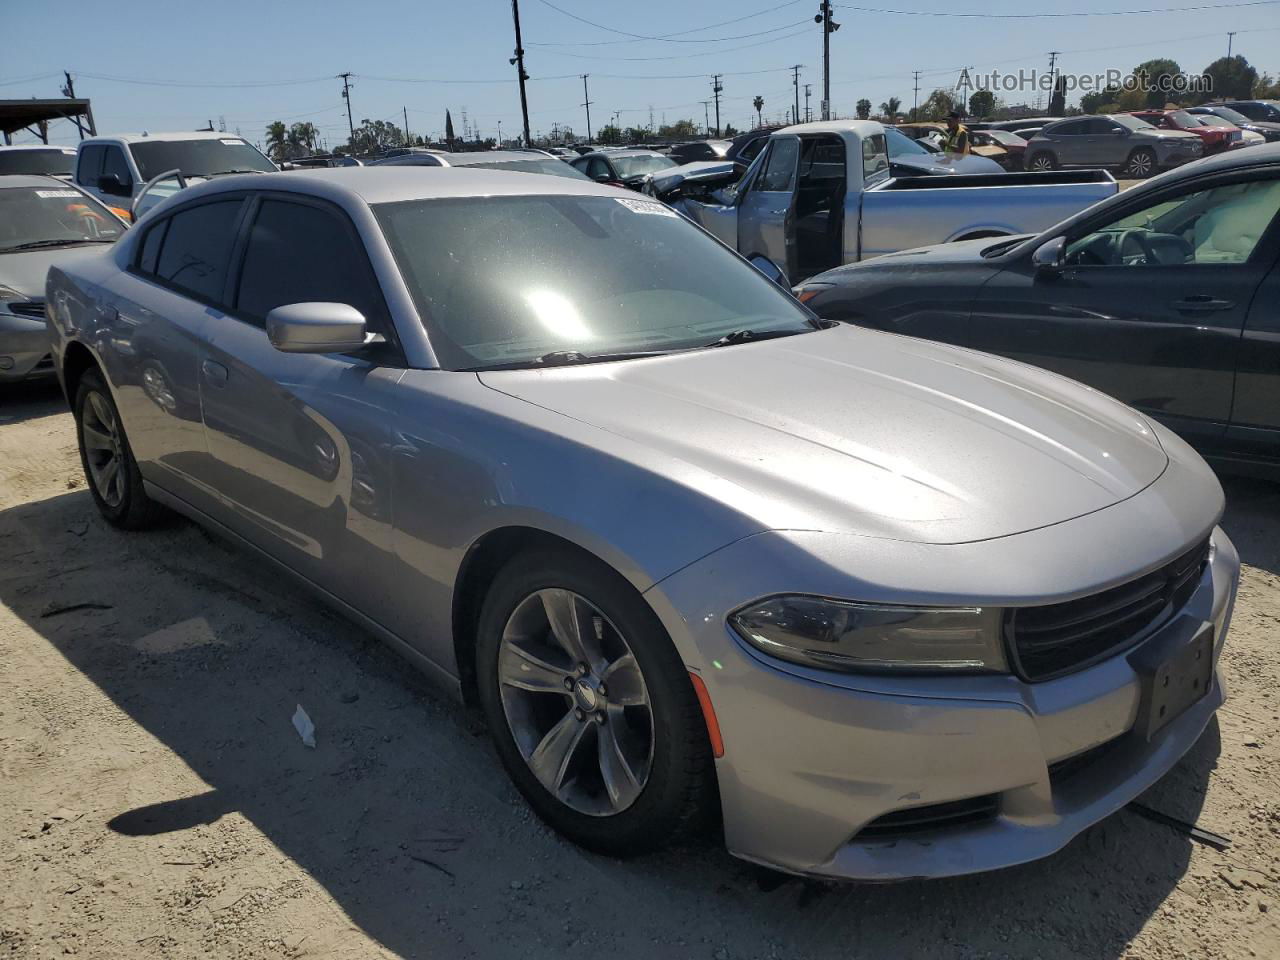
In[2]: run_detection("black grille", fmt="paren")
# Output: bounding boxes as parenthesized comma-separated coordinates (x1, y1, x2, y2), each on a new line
(1048, 739, 1118, 787)
(7, 300, 46, 319)
(856, 795, 999, 840)
(1007, 539, 1211, 682)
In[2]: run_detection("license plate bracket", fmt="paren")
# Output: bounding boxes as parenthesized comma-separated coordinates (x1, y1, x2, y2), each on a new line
(1129, 624, 1214, 741)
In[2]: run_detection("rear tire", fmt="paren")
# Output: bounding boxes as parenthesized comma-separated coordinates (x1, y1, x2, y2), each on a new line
(1026, 151, 1057, 171)
(74, 368, 167, 530)
(1125, 147, 1157, 178)
(476, 547, 715, 857)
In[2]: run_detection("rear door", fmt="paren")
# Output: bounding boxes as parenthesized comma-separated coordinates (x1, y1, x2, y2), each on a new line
(197, 193, 404, 609)
(967, 171, 1280, 453)
(103, 195, 249, 513)
(1226, 223, 1280, 463)
(738, 135, 800, 281)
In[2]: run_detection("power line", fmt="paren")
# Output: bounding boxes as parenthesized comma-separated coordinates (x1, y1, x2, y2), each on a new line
(532, 25, 813, 60)
(528, 19, 812, 46)
(529, 0, 807, 42)
(836, 0, 1280, 17)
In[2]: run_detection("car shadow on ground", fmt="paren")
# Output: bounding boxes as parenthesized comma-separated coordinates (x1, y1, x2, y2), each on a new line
(0, 380, 66, 425)
(0, 477, 1230, 959)
(1221, 476, 1280, 577)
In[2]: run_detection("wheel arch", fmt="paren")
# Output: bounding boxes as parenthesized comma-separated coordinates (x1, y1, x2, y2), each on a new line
(61, 340, 102, 407)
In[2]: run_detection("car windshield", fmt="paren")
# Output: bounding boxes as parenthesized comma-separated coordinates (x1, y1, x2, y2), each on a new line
(1166, 111, 1198, 128)
(1195, 116, 1232, 128)
(374, 193, 816, 370)
(1206, 106, 1251, 125)
(985, 130, 1025, 145)
(0, 149, 75, 177)
(457, 158, 590, 180)
(885, 128, 932, 156)
(129, 138, 276, 180)
(0, 185, 123, 253)
(611, 154, 677, 179)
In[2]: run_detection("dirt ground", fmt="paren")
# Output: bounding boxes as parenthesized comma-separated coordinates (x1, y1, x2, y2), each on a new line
(1, 379, 1278, 960)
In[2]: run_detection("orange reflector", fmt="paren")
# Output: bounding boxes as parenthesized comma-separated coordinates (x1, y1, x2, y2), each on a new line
(796, 289, 822, 304)
(688, 671, 724, 759)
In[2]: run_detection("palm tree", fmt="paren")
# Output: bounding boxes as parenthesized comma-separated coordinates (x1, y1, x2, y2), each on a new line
(879, 97, 902, 121)
(753, 96, 764, 129)
(290, 121, 319, 154)
(264, 121, 289, 161)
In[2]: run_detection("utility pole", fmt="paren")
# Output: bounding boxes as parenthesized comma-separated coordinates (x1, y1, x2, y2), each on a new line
(815, 2, 839, 120)
(339, 73, 355, 145)
(60, 71, 85, 139)
(804, 83, 812, 122)
(711, 75, 723, 136)
(509, 0, 532, 147)
(701, 100, 711, 135)
(497, 120, 503, 145)
(403, 105, 411, 146)
(1227, 31, 1237, 57)
(912, 70, 921, 121)
(791, 65, 802, 124)
(581, 74, 593, 140)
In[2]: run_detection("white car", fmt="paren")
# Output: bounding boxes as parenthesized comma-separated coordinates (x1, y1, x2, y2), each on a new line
(72, 131, 276, 220)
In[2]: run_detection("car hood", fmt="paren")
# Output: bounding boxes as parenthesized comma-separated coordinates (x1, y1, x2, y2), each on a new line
(0, 245, 106, 301)
(479, 326, 1168, 545)
(1148, 130, 1202, 141)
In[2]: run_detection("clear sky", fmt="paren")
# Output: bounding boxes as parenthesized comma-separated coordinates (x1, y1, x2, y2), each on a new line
(4, 0, 1278, 148)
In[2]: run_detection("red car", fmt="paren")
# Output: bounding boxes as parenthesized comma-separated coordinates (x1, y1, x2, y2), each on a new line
(1129, 109, 1245, 155)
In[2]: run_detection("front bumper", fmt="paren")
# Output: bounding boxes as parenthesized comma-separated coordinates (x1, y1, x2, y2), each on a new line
(0, 314, 55, 381)
(650, 515, 1238, 880)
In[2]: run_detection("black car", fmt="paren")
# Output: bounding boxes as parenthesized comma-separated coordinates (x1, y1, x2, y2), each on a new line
(669, 139, 733, 164)
(793, 143, 1280, 476)
(569, 149, 677, 190)
(1216, 100, 1280, 124)
(1186, 105, 1280, 143)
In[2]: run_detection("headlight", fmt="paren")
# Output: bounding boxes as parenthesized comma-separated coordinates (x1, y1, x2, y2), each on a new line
(730, 595, 1006, 673)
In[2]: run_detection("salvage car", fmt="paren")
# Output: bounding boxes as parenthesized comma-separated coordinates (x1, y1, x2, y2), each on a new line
(1129, 109, 1248, 155)
(0, 145, 78, 180)
(794, 143, 1280, 475)
(2, 175, 124, 381)
(46, 167, 1238, 881)
(570, 149, 677, 190)
(1024, 114, 1203, 177)
(73, 131, 277, 221)
(669, 119, 1116, 281)
(1186, 105, 1280, 143)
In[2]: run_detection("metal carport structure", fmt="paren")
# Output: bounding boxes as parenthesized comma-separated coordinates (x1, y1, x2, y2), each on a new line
(1, 99, 96, 145)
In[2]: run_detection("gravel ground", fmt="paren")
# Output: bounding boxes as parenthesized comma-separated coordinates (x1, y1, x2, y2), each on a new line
(1, 380, 1278, 960)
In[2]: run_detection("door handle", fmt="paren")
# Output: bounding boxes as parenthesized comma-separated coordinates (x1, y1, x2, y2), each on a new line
(1171, 296, 1235, 313)
(201, 358, 229, 384)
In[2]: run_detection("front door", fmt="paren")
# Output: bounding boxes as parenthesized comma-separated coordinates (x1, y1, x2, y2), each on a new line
(966, 173, 1280, 453)
(1227, 247, 1280, 463)
(197, 194, 404, 611)
(738, 134, 800, 282)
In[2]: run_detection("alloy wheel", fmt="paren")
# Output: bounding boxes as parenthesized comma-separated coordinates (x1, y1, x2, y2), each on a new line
(497, 588, 654, 816)
(1029, 154, 1053, 171)
(81, 390, 125, 508)
(1128, 151, 1154, 177)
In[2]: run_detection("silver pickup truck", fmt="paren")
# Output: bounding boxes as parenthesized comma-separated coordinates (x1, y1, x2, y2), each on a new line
(659, 120, 1118, 283)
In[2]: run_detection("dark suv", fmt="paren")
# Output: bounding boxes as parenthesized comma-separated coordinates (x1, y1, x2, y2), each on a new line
(1218, 100, 1280, 123)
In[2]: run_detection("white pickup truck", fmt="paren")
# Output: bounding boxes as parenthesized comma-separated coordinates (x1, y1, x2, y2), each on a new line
(653, 120, 1119, 283)
(73, 131, 277, 220)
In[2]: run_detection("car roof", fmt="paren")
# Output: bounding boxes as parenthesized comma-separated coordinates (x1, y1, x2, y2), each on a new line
(0, 144, 76, 153)
(80, 131, 251, 145)
(579, 149, 664, 158)
(776, 119, 884, 138)
(441, 150, 559, 165)
(0, 173, 78, 188)
(170, 166, 626, 206)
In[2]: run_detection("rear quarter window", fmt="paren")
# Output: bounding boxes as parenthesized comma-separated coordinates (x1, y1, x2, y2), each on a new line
(154, 199, 244, 304)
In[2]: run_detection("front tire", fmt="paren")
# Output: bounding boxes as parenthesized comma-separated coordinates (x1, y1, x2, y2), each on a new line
(1125, 147, 1157, 178)
(74, 368, 166, 529)
(476, 547, 715, 857)
(1026, 151, 1057, 171)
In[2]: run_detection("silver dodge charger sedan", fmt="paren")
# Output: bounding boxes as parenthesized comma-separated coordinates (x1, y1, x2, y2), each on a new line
(45, 168, 1239, 881)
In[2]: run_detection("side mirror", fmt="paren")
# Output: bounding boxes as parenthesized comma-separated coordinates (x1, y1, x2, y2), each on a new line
(266, 302, 370, 354)
(592, 173, 613, 183)
(98, 173, 132, 197)
(1032, 236, 1066, 277)
(748, 254, 789, 289)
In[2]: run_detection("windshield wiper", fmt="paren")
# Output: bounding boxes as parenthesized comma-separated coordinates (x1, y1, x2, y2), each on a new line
(704, 328, 807, 348)
(193, 169, 268, 178)
(4, 238, 115, 252)
(533, 349, 667, 366)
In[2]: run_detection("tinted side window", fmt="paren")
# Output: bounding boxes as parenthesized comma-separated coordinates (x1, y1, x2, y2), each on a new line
(136, 219, 169, 274)
(235, 199, 386, 330)
(584, 157, 610, 180)
(77, 145, 105, 184)
(738, 136, 766, 162)
(103, 146, 132, 186)
(155, 199, 244, 304)
(1051, 121, 1085, 136)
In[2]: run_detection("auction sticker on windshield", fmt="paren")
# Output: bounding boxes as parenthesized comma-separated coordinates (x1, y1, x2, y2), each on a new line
(35, 190, 81, 199)
(615, 197, 677, 217)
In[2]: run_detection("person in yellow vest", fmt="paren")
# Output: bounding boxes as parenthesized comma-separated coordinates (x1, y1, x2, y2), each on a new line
(940, 110, 970, 157)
